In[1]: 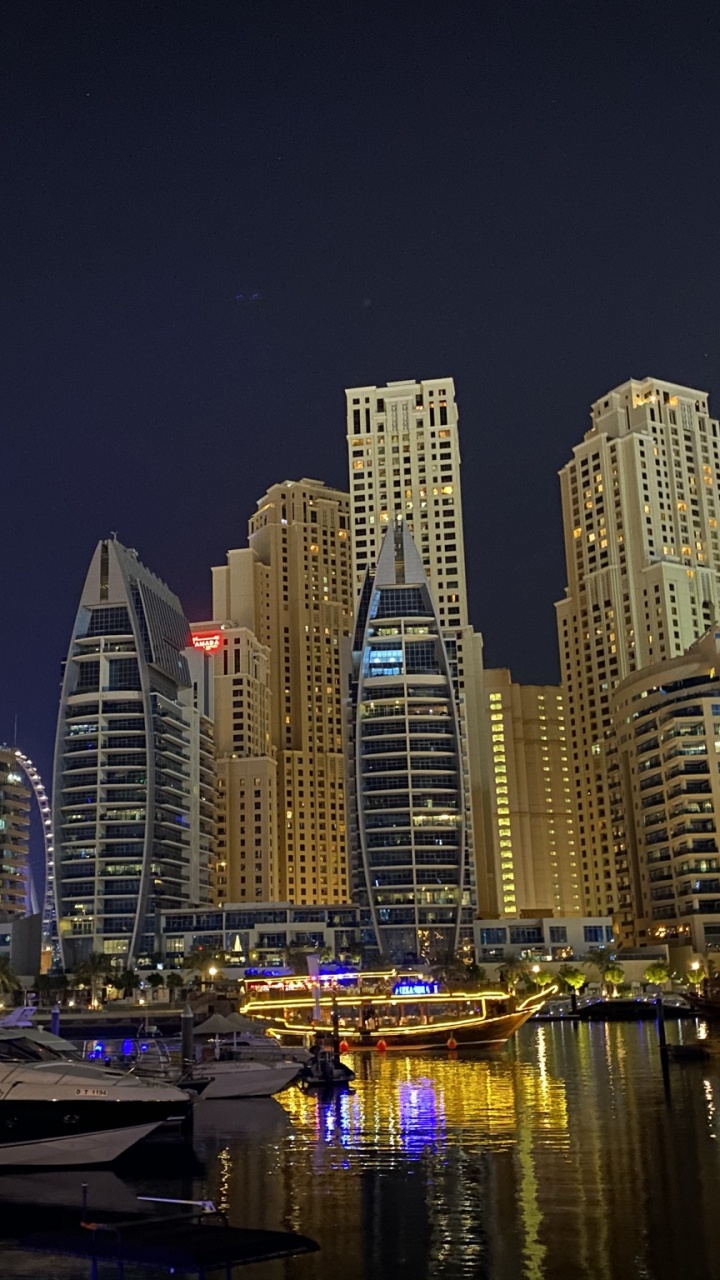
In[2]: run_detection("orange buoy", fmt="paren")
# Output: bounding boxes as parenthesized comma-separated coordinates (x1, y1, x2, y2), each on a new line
(376, 1039, 387, 1052)
(447, 1037, 458, 1050)
(339, 1040, 349, 1053)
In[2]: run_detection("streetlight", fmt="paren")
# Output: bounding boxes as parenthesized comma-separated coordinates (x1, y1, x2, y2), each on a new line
(208, 965, 217, 991)
(531, 964, 540, 975)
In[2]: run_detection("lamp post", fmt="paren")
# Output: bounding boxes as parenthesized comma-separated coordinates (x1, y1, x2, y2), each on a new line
(208, 965, 217, 992)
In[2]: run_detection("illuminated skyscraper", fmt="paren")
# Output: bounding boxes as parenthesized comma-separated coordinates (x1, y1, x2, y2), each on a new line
(345, 378, 485, 919)
(478, 671, 580, 917)
(52, 537, 213, 967)
(349, 519, 472, 962)
(612, 628, 720, 951)
(212, 478, 353, 904)
(345, 378, 466, 624)
(557, 378, 720, 936)
(0, 747, 31, 919)
(189, 622, 277, 904)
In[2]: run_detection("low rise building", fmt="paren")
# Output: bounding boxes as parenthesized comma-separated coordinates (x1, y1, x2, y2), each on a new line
(160, 901, 360, 965)
(474, 915, 613, 963)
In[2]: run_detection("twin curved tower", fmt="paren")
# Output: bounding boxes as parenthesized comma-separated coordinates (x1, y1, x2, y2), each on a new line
(349, 519, 468, 963)
(51, 538, 196, 969)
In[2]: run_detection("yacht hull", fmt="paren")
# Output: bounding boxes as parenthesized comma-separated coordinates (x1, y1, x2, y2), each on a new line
(0, 1117, 166, 1168)
(197, 1061, 301, 1099)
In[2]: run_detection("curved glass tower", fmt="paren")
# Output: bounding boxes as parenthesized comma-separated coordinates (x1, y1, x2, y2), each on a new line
(350, 519, 466, 963)
(52, 538, 195, 969)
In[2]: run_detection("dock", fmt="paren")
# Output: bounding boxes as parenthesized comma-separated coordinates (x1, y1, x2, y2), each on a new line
(20, 1203, 319, 1278)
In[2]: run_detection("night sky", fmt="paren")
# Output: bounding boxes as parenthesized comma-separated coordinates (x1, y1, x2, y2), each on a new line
(3, 1, 720, 788)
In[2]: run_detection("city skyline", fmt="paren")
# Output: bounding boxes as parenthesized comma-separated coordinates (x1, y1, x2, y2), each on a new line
(5, 3, 720, 787)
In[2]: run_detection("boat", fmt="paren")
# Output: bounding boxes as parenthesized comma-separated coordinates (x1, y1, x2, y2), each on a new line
(240, 972, 552, 1051)
(0, 1029, 193, 1168)
(682, 988, 720, 1017)
(299, 1042, 355, 1090)
(78, 1017, 305, 1100)
(188, 1057, 302, 1100)
(189, 1014, 303, 1098)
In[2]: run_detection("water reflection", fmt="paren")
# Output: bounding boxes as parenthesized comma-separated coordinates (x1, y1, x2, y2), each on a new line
(5, 1023, 720, 1278)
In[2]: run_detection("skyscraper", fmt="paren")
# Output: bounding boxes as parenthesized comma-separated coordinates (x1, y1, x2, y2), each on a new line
(557, 378, 720, 935)
(52, 537, 213, 968)
(212, 478, 353, 904)
(345, 378, 467, 626)
(345, 378, 485, 917)
(190, 622, 277, 904)
(349, 518, 472, 963)
(612, 628, 720, 951)
(478, 671, 580, 917)
(0, 747, 31, 919)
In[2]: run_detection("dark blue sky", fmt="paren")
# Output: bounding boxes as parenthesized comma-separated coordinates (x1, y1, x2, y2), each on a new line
(2, 0, 720, 787)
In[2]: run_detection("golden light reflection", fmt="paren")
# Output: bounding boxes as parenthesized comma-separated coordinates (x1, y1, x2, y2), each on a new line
(217, 1145, 231, 1213)
(279, 1052, 569, 1157)
(704, 1078, 716, 1139)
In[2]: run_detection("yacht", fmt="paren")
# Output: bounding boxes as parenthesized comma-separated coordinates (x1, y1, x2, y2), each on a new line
(0, 1030, 193, 1167)
(78, 1028, 304, 1100)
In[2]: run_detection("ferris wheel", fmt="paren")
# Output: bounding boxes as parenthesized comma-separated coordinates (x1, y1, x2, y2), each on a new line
(13, 750, 55, 951)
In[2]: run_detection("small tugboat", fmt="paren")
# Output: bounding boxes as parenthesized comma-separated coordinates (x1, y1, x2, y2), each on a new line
(241, 971, 552, 1051)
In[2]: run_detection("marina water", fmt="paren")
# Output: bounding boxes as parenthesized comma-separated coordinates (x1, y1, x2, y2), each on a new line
(2, 1019, 719, 1279)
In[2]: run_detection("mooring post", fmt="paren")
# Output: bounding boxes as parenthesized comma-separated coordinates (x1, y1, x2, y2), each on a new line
(655, 993, 671, 1103)
(181, 1000, 194, 1069)
(655, 992, 667, 1051)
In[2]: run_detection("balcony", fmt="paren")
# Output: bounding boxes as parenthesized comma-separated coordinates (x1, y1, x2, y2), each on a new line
(666, 761, 710, 778)
(667, 781, 712, 799)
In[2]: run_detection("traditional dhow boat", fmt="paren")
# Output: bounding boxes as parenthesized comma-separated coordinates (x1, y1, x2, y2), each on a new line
(0, 1029, 192, 1168)
(240, 976, 552, 1051)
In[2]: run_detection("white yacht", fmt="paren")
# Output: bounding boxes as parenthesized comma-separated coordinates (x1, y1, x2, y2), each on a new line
(189, 1013, 304, 1098)
(191, 1057, 302, 1100)
(0, 1030, 193, 1168)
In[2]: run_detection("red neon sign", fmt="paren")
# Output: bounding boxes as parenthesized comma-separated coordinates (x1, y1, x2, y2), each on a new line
(192, 632, 222, 653)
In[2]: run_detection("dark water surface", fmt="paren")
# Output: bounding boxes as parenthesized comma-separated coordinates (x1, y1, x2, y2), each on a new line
(3, 1019, 720, 1279)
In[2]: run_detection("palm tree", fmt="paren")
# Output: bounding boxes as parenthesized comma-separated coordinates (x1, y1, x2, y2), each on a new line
(0, 956, 19, 1000)
(584, 947, 615, 994)
(531, 969, 555, 993)
(74, 953, 111, 1006)
(145, 972, 164, 1001)
(643, 961, 670, 988)
(285, 947, 308, 975)
(604, 963, 625, 996)
(182, 950, 207, 975)
(166, 972, 184, 1006)
(500, 961, 529, 995)
(110, 969, 140, 999)
(686, 961, 707, 989)
(463, 963, 488, 990)
(557, 964, 586, 1012)
(558, 965, 585, 992)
